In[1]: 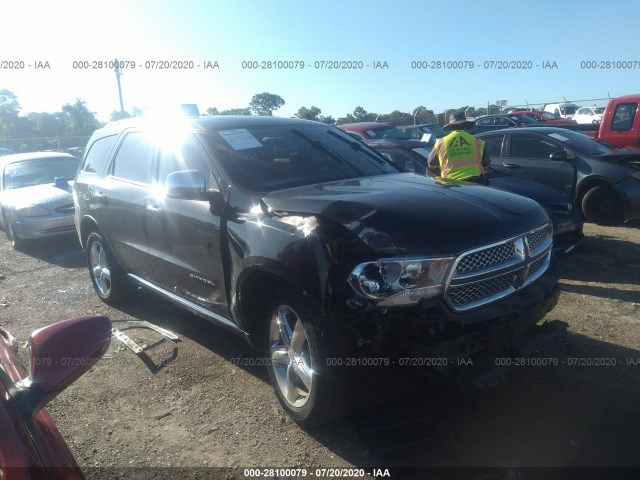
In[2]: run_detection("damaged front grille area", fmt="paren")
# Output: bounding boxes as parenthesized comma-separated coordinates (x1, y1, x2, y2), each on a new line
(445, 223, 553, 312)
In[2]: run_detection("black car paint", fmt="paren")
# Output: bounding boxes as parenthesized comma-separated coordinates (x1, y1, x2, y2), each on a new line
(74, 116, 559, 381)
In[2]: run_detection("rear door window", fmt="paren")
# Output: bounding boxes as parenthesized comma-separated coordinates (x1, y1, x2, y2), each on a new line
(112, 132, 154, 184)
(82, 134, 118, 174)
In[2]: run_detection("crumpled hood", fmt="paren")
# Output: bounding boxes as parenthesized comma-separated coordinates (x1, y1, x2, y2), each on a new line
(262, 174, 549, 255)
(0, 182, 74, 209)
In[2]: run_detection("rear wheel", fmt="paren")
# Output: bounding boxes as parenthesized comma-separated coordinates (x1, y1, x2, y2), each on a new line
(267, 288, 344, 427)
(86, 231, 133, 304)
(581, 185, 625, 225)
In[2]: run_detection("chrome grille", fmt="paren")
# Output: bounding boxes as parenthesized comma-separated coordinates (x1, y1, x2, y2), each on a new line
(445, 223, 552, 312)
(455, 242, 515, 274)
(527, 256, 546, 278)
(448, 271, 517, 308)
(526, 229, 548, 250)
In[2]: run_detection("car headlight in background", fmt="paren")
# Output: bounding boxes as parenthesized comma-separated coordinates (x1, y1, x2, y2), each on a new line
(15, 205, 51, 217)
(348, 257, 453, 306)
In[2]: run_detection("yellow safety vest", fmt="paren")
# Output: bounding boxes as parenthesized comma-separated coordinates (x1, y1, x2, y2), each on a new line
(435, 131, 484, 180)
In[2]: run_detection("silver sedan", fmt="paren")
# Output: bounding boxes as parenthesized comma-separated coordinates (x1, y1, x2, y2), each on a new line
(0, 152, 80, 249)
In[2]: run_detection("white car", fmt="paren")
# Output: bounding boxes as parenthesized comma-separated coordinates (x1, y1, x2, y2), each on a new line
(572, 106, 605, 124)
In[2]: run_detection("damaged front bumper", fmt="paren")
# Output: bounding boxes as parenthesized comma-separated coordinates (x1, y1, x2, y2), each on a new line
(407, 262, 560, 371)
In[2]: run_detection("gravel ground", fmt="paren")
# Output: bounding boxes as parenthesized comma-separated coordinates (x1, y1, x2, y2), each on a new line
(1, 223, 639, 478)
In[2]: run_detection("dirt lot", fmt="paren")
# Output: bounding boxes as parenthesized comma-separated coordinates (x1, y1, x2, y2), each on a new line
(1, 223, 639, 478)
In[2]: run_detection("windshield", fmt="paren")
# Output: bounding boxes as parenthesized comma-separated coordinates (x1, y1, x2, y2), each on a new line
(541, 112, 559, 120)
(365, 126, 410, 139)
(594, 107, 605, 114)
(545, 130, 611, 156)
(203, 124, 398, 192)
(2, 157, 80, 190)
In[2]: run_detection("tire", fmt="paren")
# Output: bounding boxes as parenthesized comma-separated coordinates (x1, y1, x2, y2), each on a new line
(581, 185, 625, 226)
(86, 231, 133, 304)
(266, 288, 344, 427)
(3, 212, 25, 250)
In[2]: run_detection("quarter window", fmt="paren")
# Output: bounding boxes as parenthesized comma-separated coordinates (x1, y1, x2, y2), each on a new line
(112, 132, 154, 184)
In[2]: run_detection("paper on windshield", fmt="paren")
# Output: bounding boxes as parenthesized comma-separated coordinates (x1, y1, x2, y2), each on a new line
(219, 129, 263, 150)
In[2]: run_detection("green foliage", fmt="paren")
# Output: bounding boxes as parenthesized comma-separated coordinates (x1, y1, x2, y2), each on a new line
(0, 90, 102, 152)
(219, 108, 252, 116)
(61, 99, 102, 136)
(0, 89, 22, 138)
(378, 110, 413, 126)
(249, 92, 285, 116)
(318, 115, 335, 125)
(295, 106, 322, 121)
(109, 111, 133, 122)
(336, 106, 378, 124)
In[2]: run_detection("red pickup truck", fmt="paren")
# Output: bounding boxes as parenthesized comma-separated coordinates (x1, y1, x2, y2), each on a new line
(581, 95, 640, 148)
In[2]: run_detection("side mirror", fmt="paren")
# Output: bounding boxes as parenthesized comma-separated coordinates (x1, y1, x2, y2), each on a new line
(549, 150, 568, 160)
(166, 169, 207, 200)
(12, 315, 111, 416)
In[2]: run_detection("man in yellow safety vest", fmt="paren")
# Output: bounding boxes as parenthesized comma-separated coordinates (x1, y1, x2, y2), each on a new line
(427, 111, 490, 183)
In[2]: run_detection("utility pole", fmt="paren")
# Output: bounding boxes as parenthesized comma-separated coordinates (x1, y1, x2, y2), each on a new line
(114, 58, 124, 114)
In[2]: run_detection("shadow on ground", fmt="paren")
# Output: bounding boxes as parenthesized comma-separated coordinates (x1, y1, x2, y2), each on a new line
(111, 290, 640, 470)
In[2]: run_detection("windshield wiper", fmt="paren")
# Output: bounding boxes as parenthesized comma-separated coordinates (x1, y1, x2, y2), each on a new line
(290, 128, 364, 175)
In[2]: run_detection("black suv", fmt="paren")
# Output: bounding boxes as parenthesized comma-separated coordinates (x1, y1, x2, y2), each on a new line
(74, 116, 559, 426)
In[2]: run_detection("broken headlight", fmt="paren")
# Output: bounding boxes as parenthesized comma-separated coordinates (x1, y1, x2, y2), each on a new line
(348, 257, 453, 306)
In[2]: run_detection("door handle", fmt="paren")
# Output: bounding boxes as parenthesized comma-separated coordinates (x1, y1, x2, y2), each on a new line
(502, 163, 522, 169)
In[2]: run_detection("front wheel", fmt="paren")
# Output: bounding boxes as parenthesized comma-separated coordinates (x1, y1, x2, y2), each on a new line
(581, 185, 625, 225)
(3, 212, 25, 250)
(267, 288, 344, 427)
(86, 231, 133, 304)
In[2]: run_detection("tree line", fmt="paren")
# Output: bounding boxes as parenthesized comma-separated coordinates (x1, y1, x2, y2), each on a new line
(0, 89, 102, 151)
(1, 88, 508, 151)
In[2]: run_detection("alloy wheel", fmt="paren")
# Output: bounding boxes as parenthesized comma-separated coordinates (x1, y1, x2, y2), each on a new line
(269, 305, 315, 409)
(89, 240, 112, 297)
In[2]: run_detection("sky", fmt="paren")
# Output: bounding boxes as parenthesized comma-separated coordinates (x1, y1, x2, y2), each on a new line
(2, 0, 639, 122)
